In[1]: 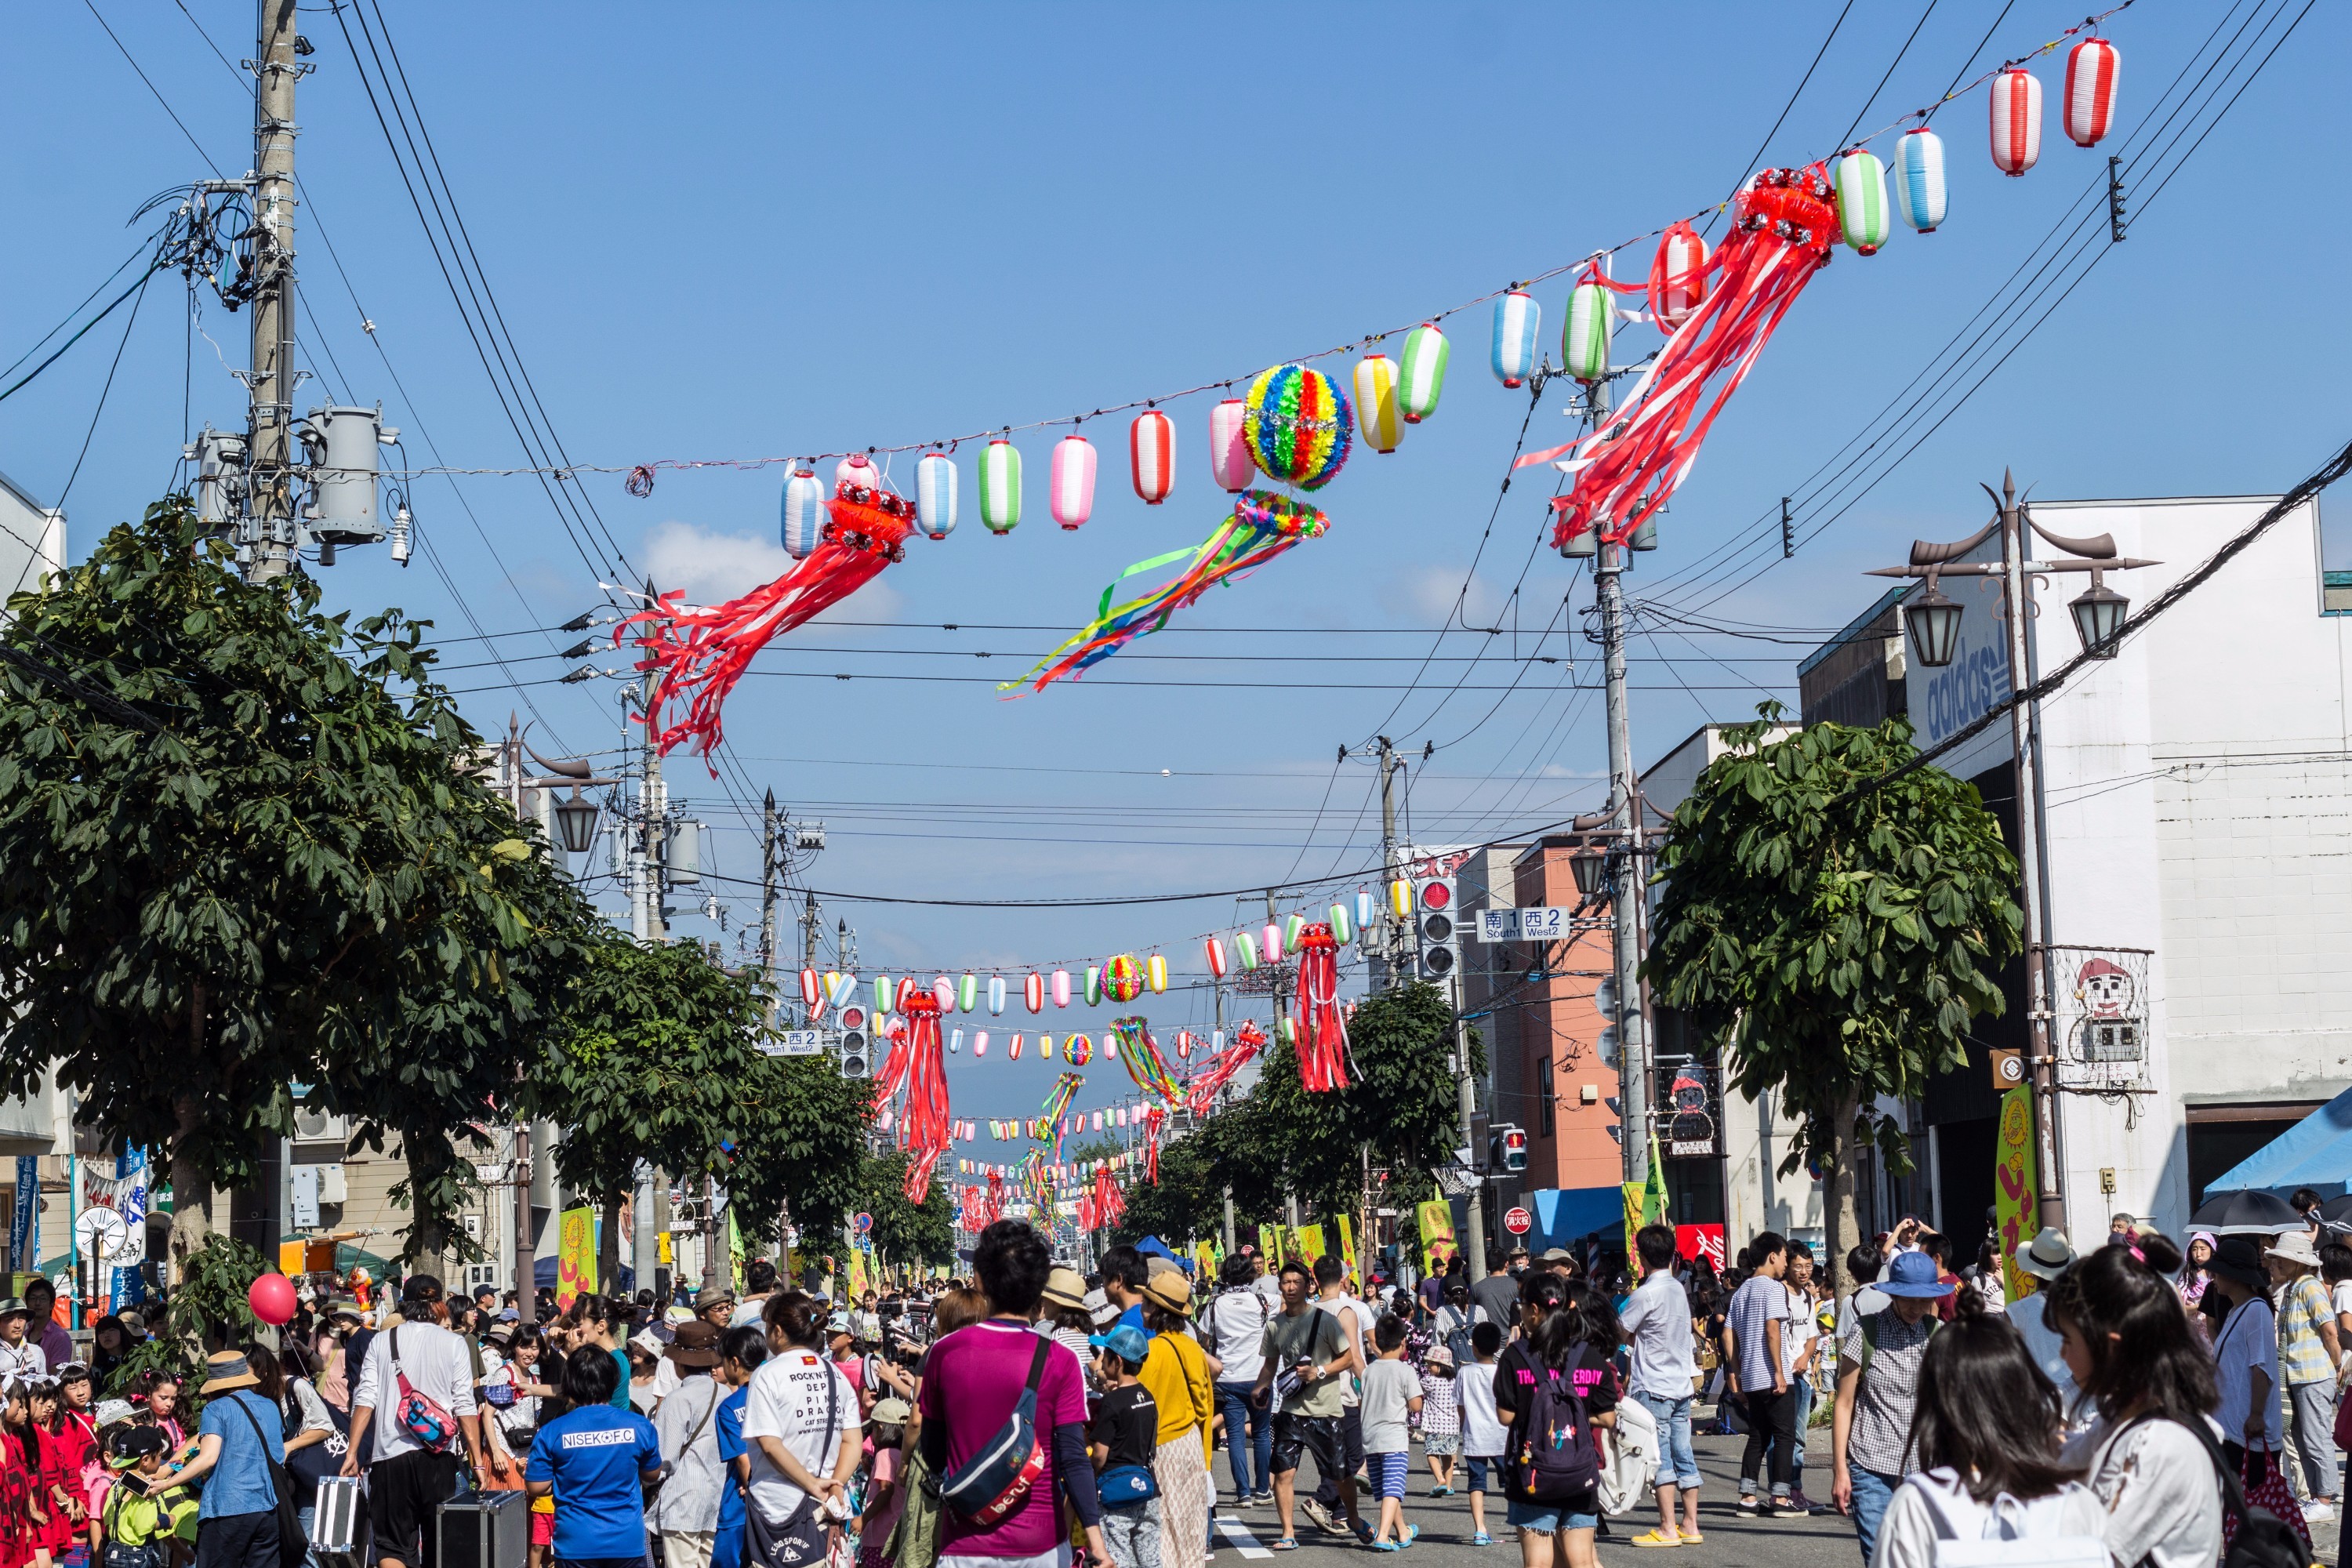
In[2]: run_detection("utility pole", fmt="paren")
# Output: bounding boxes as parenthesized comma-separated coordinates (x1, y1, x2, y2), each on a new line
(1269, 888, 1300, 1235)
(1590, 362, 1650, 1197)
(637, 586, 666, 943)
(242, 0, 301, 584)
(760, 792, 780, 982)
(512, 1121, 534, 1325)
(1376, 737, 1404, 991)
(1216, 981, 1236, 1254)
(1453, 971, 1488, 1279)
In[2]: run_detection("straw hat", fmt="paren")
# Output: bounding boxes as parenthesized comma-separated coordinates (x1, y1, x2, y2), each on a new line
(1140, 1271, 1193, 1316)
(199, 1349, 258, 1395)
(1040, 1268, 1087, 1311)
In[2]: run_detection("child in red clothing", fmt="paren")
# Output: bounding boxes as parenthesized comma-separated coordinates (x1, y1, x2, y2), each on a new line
(0, 1384, 38, 1568)
(25, 1383, 78, 1563)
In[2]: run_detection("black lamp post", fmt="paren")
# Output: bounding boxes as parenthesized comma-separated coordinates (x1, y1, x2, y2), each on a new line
(553, 787, 601, 855)
(1570, 840, 1610, 902)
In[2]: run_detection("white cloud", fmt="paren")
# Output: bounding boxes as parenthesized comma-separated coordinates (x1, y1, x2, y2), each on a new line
(1379, 564, 1509, 627)
(635, 519, 903, 628)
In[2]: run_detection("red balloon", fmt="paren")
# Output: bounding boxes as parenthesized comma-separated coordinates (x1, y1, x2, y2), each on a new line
(248, 1272, 297, 1327)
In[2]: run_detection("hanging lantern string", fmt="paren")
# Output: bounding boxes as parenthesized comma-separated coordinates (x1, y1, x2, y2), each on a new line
(1847, 0, 2136, 147)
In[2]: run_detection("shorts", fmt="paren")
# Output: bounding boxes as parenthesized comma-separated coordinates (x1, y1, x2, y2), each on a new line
(368, 1449, 463, 1568)
(1464, 1455, 1499, 1494)
(530, 1512, 555, 1548)
(1369, 1453, 1407, 1501)
(1270, 1412, 1344, 1477)
(1507, 1495, 1600, 1534)
(1423, 1432, 1460, 1456)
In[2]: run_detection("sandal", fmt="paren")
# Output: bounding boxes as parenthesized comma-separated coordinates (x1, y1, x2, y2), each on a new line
(1270, 1540, 1299, 1552)
(1403, 1524, 1421, 1548)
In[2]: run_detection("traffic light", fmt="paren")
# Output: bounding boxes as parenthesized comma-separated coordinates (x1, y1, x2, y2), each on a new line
(837, 1003, 871, 1080)
(1416, 876, 1458, 981)
(1490, 1123, 1527, 1172)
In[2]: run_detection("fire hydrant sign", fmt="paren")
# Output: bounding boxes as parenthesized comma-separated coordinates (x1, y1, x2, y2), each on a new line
(1503, 1206, 1532, 1235)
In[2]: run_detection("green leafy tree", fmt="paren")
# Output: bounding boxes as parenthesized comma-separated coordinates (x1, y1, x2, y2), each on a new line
(0, 499, 577, 1269)
(524, 934, 770, 1286)
(728, 1054, 876, 1256)
(859, 1152, 953, 1272)
(1644, 710, 2023, 1283)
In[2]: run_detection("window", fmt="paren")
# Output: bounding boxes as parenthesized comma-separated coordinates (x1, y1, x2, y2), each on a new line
(1537, 1056, 1555, 1135)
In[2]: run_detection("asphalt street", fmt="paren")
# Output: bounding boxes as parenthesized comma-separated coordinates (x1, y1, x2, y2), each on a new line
(1202, 1421, 2345, 1566)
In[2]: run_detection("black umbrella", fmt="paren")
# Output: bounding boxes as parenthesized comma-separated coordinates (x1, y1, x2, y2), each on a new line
(2318, 1193, 2352, 1226)
(2190, 1188, 2305, 1236)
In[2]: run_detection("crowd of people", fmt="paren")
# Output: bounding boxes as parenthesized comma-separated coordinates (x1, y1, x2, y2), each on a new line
(0, 1200, 2326, 1568)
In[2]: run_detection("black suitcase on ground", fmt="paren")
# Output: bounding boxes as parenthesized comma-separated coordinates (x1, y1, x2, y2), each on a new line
(437, 1490, 528, 1568)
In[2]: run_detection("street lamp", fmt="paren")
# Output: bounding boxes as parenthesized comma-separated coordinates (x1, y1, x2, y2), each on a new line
(1569, 840, 1610, 902)
(1904, 579, 1965, 669)
(552, 787, 600, 855)
(2068, 574, 2130, 659)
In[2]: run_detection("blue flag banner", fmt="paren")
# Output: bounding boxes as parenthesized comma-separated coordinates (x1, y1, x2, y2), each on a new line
(9, 1158, 33, 1275)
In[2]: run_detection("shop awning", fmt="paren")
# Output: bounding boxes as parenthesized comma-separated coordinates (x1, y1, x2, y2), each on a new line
(2207, 1086, 2352, 1196)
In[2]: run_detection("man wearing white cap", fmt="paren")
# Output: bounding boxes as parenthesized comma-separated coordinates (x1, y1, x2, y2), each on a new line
(2005, 1228, 2085, 1428)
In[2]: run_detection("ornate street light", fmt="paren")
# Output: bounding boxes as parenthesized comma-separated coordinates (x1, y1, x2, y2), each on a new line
(1904, 578, 1965, 669)
(2068, 573, 2130, 659)
(552, 787, 601, 855)
(1570, 840, 1610, 902)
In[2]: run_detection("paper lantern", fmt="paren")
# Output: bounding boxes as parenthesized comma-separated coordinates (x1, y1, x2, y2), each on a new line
(2063, 37, 2121, 148)
(974, 1030, 989, 1058)
(1146, 954, 1168, 994)
(979, 438, 1022, 533)
(1835, 148, 1889, 254)
(836, 455, 883, 493)
(1025, 971, 1045, 1013)
(1085, 966, 1102, 1007)
(1243, 365, 1352, 492)
(1563, 280, 1614, 383)
(1389, 878, 1412, 917)
(1398, 322, 1448, 423)
(1105, 954, 1144, 1004)
(1204, 936, 1227, 979)
(799, 967, 821, 1007)
(1491, 290, 1541, 387)
(1283, 913, 1305, 952)
(1261, 922, 1283, 964)
(1648, 223, 1709, 328)
(1050, 434, 1097, 531)
(1130, 410, 1174, 505)
(780, 468, 826, 560)
(1052, 968, 1071, 1008)
(1990, 66, 2042, 176)
(915, 452, 958, 540)
(1208, 399, 1253, 492)
(1235, 931, 1260, 971)
(1329, 902, 1352, 944)
(1893, 127, 1947, 233)
(1043, 1033, 1057, 1060)
(949, 1027, 964, 1055)
(1353, 354, 1402, 455)
(959, 972, 979, 1013)
(1354, 888, 1375, 932)
(1010, 1033, 1025, 1061)
(932, 975, 955, 1014)
(988, 975, 1007, 1016)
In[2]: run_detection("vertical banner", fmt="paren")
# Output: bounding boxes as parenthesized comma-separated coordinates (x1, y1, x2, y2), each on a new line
(1416, 1201, 1458, 1271)
(9, 1158, 34, 1275)
(1294, 1224, 1327, 1269)
(1259, 1224, 1281, 1266)
(111, 1150, 147, 1309)
(728, 1208, 746, 1291)
(1336, 1215, 1357, 1286)
(848, 1247, 871, 1301)
(556, 1206, 595, 1311)
(1995, 1085, 2039, 1304)
(1621, 1183, 1646, 1246)
(1194, 1240, 1218, 1279)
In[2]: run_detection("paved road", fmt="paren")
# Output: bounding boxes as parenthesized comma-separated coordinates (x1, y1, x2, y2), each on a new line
(1204, 1421, 2347, 1566)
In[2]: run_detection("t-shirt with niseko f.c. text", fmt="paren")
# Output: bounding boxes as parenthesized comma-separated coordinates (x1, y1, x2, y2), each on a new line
(524, 1403, 662, 1562)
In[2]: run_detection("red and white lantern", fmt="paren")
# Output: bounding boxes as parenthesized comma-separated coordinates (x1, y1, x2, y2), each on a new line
(1025, 971, 1045, 1013)
(2063, 37, 2121, 149)
(799, 967, 820, 1007)
(1204, 935, 1228, 979)
(1648, 222, 1710, 329)
(1989, 66, 2042, 176)
(1130, 410, 1174, 505)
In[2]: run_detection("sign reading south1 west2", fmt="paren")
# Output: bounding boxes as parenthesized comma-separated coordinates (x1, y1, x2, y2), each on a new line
(1478, 907, 1571, 944)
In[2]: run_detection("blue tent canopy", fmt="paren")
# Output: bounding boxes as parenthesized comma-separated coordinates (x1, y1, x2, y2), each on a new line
(2207, 1084, 2352, 1197)
(1523, 1187, 1624, 1252)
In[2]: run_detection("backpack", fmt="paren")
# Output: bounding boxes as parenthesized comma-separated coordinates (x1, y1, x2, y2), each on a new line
(1853, 1308, 1936, 1377)
(1907, 1470, 2107, 1568)
(1594, 1392, 1658, 1516)
(1507, 1353, 1603, 1504)
(387, 1329, 459, 1452)
(937, 1336, 1051, 1526)
(2137, 1415, 2307, 1568)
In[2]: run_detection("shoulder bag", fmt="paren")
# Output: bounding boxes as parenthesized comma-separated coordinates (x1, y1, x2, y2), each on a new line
(938, 1336, 1051, 1526)
(227, 1393, 309, 1568)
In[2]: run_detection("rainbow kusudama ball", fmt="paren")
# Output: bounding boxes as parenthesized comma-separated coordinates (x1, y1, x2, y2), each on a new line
(1243, 365, 1353, 492)
(1104, 953, 1145, 1004)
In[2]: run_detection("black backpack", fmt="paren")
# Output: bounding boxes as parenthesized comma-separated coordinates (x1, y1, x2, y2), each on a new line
(1508, 1352, 1602, 1504)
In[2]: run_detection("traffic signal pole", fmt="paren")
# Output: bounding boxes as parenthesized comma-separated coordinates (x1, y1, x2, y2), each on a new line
(1453, 973, 1487, 1277)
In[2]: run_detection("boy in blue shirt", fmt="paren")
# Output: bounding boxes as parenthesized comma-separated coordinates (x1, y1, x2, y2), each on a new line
(525, 1348, 662, 1568)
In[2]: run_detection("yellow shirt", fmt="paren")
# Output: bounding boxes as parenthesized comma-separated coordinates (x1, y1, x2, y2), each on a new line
(1138, 1330, 1216, 1463)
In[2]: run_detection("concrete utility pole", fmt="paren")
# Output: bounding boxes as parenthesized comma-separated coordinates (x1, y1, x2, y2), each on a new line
(1269, 887, 1301, 1234)
(637, 590, 666, 942)
(1377, 737, 1405, 991)
(1589, 362, 1650, 1196)
(760, 792, 780, 981)
(242, 0, 301, 584)
(1453, 971, 1488, 1276)
(512, 1121, 534, 1325)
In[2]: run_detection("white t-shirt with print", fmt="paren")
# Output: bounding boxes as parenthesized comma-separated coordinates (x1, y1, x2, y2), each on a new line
(740, 1346, 861, 1524)
(354, 1321, 481, 1462)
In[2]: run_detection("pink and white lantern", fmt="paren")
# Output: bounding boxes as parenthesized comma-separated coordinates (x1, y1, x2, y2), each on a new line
(1209, 399, 1252, 492)
(1049, 434, 1097, 531)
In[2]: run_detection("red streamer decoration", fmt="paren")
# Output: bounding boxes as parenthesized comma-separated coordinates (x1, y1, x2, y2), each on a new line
(1519, 165, 1838, 550)
(1186, 1021, 1265, 1115)
(617, 481, 913, 763)
(1142, 1106, 1167, 1185)
(1293, 924, 1348, 1092)
(895, 991, 952, 1200)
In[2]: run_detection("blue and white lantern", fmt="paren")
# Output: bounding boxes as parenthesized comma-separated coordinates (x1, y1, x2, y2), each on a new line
(780, 467, 826, 559)
(915, 451, 958, 540)
(1491, 289, 1541, 387)
(1893, 127, 1947, 234)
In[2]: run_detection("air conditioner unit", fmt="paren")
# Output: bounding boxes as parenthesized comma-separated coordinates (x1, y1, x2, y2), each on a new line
(292, 1109, 351, 1145)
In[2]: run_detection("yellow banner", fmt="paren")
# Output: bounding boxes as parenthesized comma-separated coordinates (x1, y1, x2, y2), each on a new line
(1337, 1215, 1357, 1285)
(557, 1206, 595, 1312)
(1296, 1224, 1327, 1270)
(1995, 1085, 2039, 1304)
(1622, 1184, 1646, 1246)
(1195, 1240, 1219, 1279)
(657, 1231, 673, 1268)
(849, 1247, 870, 1300)
(1417, 1201, 1458, 1269)
(1259, 1224, 1281, 1265)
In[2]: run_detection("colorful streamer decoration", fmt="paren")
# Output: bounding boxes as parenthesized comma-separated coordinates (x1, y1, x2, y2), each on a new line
(1242, 365, 1352, 492)
(1293, 923, 1349, 1092)
(620, 477, 912, 758)
(1187, 1020, 1265, 1114)
(895, 990, 952, 1199)
(1008, 489, 1332, 691)
(1523, 165, 1841, 550)
(1109, 1015, 1185, 1108)
(1142, 1105, 1167, 1185)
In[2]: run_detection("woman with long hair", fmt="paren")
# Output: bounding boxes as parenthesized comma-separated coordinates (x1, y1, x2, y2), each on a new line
(1, 1387, 45, 1568)
(1493, 1272, 1618, 1568)
(20, 1385, 72, 1566)
(1137, 1272, 1216, 1568)
(1867, 1301, 2102, 1568)
(2199, 1236, 2283, 1472)
(2046, 1234, 2225, 1568)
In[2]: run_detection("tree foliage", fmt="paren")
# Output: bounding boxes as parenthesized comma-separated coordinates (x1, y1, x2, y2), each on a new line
(858, 1152, 954, 1270)
(728, 1054, 875, 1253)
(1643, 710, 2023, 1270)
(0, 499, 589, 1263)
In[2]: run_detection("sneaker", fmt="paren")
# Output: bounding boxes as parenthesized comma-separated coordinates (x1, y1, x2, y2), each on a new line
(1735, 1496, 1761, 1517)
(1301, 1499, 1340, 1535)
(1770, 1497, 1809, 1519)
(2307, 1501, 2338, 1522)
(1253, 1492, 1276, 1507)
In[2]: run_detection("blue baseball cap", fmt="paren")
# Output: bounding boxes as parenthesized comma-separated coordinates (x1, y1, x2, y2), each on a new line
(1880, 1250, 1957, 1298)
(1087, 1324, 1152, 1365)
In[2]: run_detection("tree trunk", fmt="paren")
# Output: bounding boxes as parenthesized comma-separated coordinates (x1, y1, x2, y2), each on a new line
(702, 1178, 729, 1298)
(1821, 1092, 1863, 1296)
(598, 1189, 623, 1299)
(167, 987, 212, 1284)
(402, 1133, 453, 1269)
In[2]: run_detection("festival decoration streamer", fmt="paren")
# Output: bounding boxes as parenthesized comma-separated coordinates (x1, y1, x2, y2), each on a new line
(619, 477, 913, 760)
(895, 990, 952, 1200)
(1008, 489, 1331, 692)
(1188, 1021, 1265, 1114)
(1292, 924, 1349, 1092)
(1109, 1016, 1185, 1109)
(1142, 1106, 1167, 1184)
(1519, 164, 1842, 552)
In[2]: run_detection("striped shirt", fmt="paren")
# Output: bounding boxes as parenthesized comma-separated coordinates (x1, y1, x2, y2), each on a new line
(2278, 1275, 2336, 1386)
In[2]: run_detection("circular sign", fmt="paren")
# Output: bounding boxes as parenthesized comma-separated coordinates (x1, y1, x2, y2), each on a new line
(74, 1206, 128, 1261)
(853, 1212, 873, 1236)
(1503, 1206, 1533, 1236)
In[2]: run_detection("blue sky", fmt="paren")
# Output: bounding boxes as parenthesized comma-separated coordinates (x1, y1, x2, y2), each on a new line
(3, 1, 2342, 1131)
